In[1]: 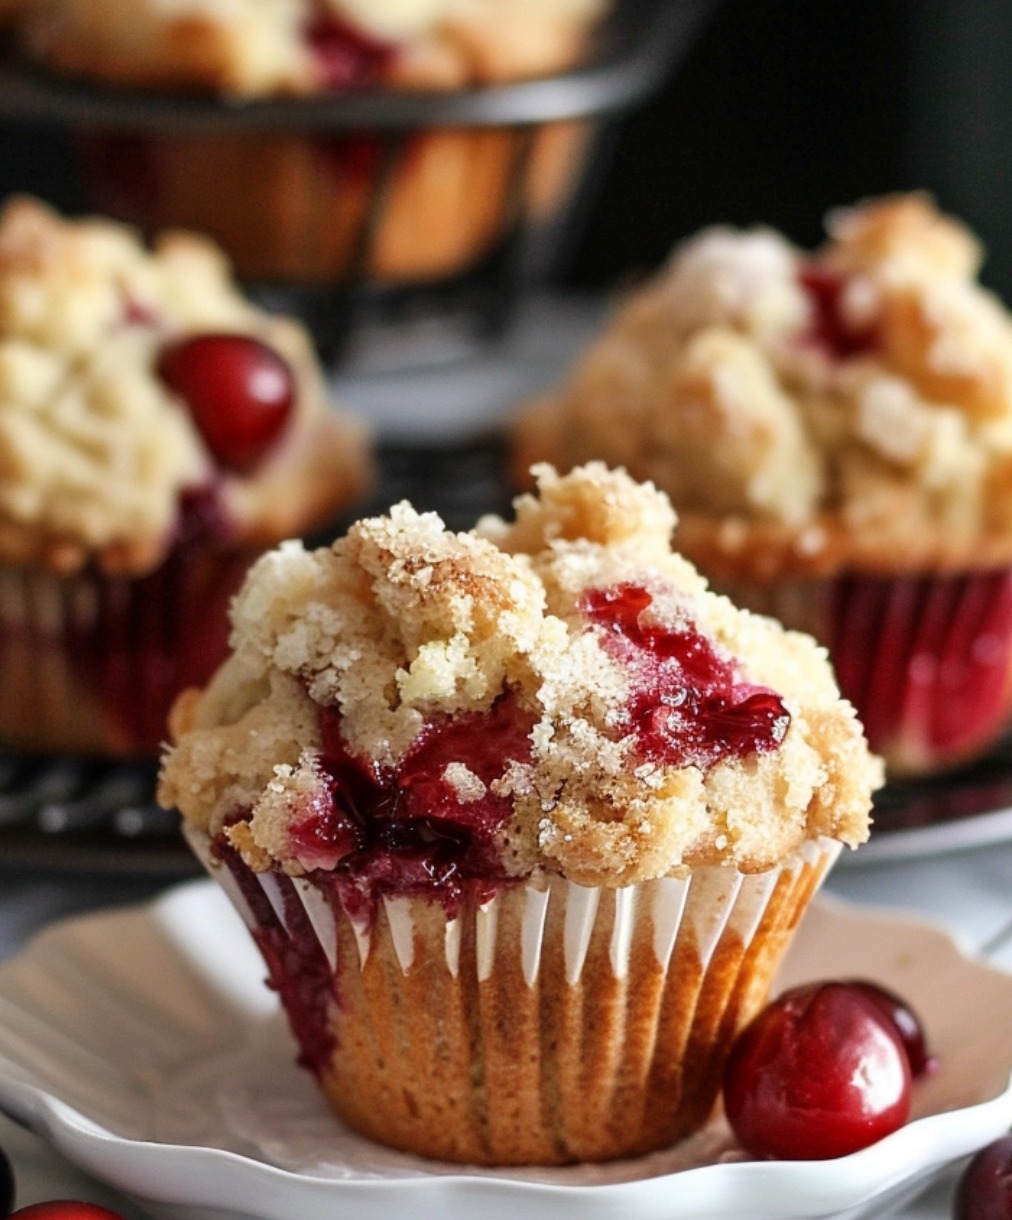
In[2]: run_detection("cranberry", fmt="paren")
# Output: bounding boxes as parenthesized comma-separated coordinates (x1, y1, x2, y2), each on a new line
(723, 981, 912, 1159)
(954, 1135, 1012, 1220)
(844, 979, 936, 1077)
(9, 1205, 127, 1219)
(156, 334, 294, 472)
(581, 583, 790, 769)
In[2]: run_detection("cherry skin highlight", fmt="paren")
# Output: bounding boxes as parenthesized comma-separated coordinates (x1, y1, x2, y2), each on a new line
(844, 978, 936, 1077)
(8, 1204, 128, 1219)
(722, 981, 912, 1160)
(156, 333, 294, 472)
(954, 1135, 1012, 1220)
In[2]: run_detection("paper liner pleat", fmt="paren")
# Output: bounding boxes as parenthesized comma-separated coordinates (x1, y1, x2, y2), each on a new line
(717, 570, 1012, 775)
(186, 828, 841, 1164)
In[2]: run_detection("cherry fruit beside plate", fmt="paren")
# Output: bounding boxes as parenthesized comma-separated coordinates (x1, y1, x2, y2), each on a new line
(723, 980, 912, 1159)
(953, 1134, 1012, 1220)
(844, 978, 936, 1077)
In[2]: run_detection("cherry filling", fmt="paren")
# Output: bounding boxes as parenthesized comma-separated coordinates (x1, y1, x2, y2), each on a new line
(303, 12, 395, 90)
(285, 694, 538, 924)
(580, 583, 790, 769)
(218, 837, 337, 1075)
(798, 263, 879, 358)
(64, 485, 241, 753)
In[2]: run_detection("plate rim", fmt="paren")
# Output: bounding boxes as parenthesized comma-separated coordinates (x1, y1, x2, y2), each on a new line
(2, 880, 1012, 1220)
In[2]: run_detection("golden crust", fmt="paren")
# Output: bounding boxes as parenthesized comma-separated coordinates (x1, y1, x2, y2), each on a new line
(16, 0, 609, 97)
(159, 463, 880, 886)
(511, 194, 1012, 580)
(0, 196, 372, 574)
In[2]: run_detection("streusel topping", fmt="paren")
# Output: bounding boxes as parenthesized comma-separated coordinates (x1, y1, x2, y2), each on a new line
(18, 0, 608, 96)
(513, 194, 1012, 578)
(0, 196, 369, 573)
(159, 463, 879, 889)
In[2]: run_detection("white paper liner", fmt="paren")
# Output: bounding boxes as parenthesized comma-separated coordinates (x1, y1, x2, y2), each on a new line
(184, 824, 842, 987)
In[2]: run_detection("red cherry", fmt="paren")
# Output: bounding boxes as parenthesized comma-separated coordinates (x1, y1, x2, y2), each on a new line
(156, 333, 294, 472)
(722, 981, 912, 1159)
(844, 979, 936, 1077)
(954, 1135, 1012, 1220)
(9, 1204, 127, 1219)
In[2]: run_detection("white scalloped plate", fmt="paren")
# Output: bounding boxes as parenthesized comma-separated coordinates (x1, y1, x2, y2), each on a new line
(0, 880, 1011, 1220)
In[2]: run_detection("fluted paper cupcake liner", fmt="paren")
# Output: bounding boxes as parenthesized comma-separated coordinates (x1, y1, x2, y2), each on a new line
(717, 569, 1012, 778)
(78, 121, 591, 286)
(186, 824, 840, 1165)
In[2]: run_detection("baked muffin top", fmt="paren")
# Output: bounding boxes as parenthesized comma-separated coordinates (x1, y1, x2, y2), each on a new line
(17, 0, 609, 97)
(513, 194, 1012, 579)
(159, 463, 879, 907)
(0, 195, 371, 574)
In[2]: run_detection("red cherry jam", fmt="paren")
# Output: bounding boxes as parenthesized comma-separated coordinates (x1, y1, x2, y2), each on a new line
(798, 263, 879, 359)
(580, 583, 790, 769)
(156, 333, 295, 473)
(286, 694, 537, 924)
(219, 842, 337, 1074)
(304, 13, 395, 90)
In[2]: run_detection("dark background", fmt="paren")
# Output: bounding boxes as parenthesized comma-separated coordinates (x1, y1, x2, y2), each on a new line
(1, 0, 1011, 297)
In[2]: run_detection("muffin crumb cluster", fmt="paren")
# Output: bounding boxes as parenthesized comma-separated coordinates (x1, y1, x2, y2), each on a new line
(0, 195, 369, 574)
(514, 194, 1012, 578)
(160, 463, 880, 887)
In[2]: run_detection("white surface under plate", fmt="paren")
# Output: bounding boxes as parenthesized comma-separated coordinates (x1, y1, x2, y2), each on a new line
(0, 880, 1011, 1220)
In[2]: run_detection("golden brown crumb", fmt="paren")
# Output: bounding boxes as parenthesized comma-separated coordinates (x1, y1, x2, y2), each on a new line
(512, 194, 1012, 578)
(0, 195, 370, 573)
(159, 463, 881, 886)
(16, 0, 609, 96)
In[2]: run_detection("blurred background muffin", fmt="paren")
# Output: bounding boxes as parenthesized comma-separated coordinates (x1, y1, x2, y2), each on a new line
(0, 195, 372, 759)
(512, 194, 1012, 778)
(2, 0, 614, 309)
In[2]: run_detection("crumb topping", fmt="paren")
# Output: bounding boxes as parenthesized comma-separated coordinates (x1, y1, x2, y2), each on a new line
(159, 463, 880, 888)
(17, 0, 609, 96)
(512, 194, 1012, 577)
(0, 196, 370, 573)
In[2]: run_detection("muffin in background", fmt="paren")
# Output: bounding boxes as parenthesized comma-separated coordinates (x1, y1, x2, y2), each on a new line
(512, 194, 1012, 778)
(10, 0, 610, 285)
(159, 461, 880, 1166)
(0, 194, 372, 758)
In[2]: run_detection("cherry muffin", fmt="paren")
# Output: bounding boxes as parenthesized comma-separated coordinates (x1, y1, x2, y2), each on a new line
(12, 0, 609, 285)
(0, 195, 372, 757)
(513, 194, 1012, 777)
(158, 461, 880, 1166)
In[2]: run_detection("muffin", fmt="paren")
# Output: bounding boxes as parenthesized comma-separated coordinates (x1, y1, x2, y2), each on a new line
(158, 461, 880, 1166)
(0, 194, 372, 758)
(11, 0, 609, 285)
(512, 193, 1012, 778)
